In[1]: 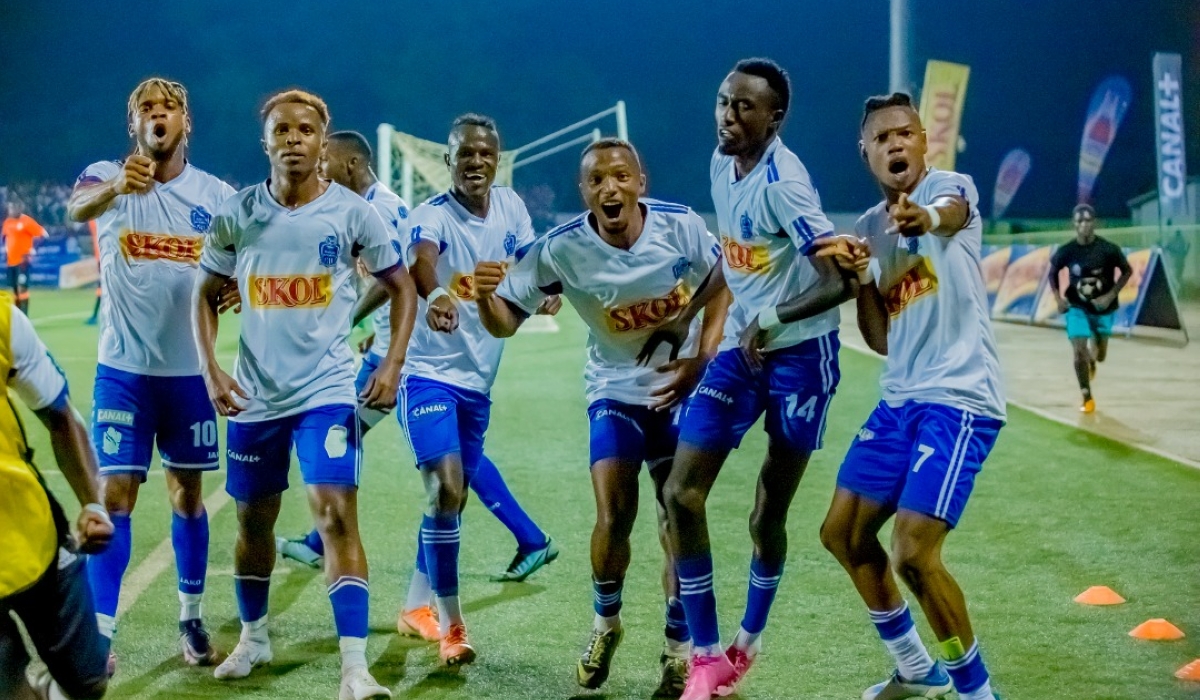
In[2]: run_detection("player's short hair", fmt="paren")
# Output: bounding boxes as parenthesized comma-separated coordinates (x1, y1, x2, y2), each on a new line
(580, 138, 643, 172)
(260, 89, 330, 127)
(860, 92, 917, 132)
(450, 113, 499, 142)
(127, 77, 189, 122)
(732, 58, 791, 116)
(1073, 203, 1096, 218)
(328, 131, 372, 160)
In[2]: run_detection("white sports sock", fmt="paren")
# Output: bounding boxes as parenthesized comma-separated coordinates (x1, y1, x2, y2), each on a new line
(664, 637, 691, 659)
(732, 626, 762, 652)
(240, 616, 269, 644)
(95, 613, 116, 639)
(179, 592, 203, 622)
(593, 613, 622, 632)
(405, 571, 433, 612)
(693, 643, 723, 658)
(882, 626, 935, 680)
(436, 595, 463, 635)
(339, 636, 368, 672)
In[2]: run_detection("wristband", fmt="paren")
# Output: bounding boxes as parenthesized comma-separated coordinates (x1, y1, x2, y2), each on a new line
(758, 305, 782, 331)
(84, 502, 112, 525)
(426, 287, 450, 304)
(856, 265, 875, 286)
(922, 204, 941, 232)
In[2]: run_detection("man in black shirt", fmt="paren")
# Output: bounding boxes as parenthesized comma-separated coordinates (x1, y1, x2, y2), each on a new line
(1048, 204, 1132, 413)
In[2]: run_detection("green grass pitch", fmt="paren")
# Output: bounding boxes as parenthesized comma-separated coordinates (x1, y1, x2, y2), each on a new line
(19, 288, 1200, 699)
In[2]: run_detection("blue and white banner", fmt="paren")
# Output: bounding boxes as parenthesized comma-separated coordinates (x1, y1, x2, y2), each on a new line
(1153, 52, 1189, 225)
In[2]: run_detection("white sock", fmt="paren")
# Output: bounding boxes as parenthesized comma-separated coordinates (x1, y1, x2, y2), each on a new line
(179, 592, 203, 622)
(593, 613, 622, 632)
(664, 637, 691, 658)
(240, 616, 269, 645)
(732, 626, 762, 653)
(960, 681, 995, 700)
(405, 571, 432, 612)
(882, 626, 935, 680)
(95, 613, 116, 639)
(436, 595, 463, 635)
(693, 642, 722, 658)
(339, 636, 368, 672)
(46, 679, 71, 700)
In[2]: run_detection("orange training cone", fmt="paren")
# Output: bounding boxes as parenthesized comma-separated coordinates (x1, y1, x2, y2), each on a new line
(1129, 619, 1185, 641)
(1176, 659, 1200, 681)
(1074, 586, 1125, 605)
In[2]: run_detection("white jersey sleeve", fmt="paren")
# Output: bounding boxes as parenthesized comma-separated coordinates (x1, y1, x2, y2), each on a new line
(364, 183, 411, 360)
(764, 177, 835, 255)
(77, 160, 121, 188)
(355, 205, 402, 275)
(200, 198, 240, 277)
(496, 237, 557, 315)
(8, 307, 68, 411)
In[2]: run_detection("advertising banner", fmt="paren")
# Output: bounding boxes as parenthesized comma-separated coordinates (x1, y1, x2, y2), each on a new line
(919, 60, 971, 172)
(1077, 76, 1132, 203)
(992, 148, 1031, 219)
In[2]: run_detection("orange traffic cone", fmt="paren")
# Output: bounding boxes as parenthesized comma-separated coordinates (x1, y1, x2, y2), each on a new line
(1176, 659, 1200, 681)
(1129, 619, 1185, 641)
(1074, 586, 1125, 605)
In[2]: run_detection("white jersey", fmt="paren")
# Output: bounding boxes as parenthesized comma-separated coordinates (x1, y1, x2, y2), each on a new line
(711, 137, 839, 351)
(857, 168, 1006, 420)
(362, 182, 411, 360)
(79, 161, 235, 376)
(402, 187, 536, 394)
(499, 200, 720, 406)
(8, 305, 68, 411)
(199, 182, 402, 422)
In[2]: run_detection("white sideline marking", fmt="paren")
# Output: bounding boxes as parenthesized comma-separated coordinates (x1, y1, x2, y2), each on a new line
(31, 311, 91, 326)
(116, 479, 232, 618)
(838, 336, 1200, 472)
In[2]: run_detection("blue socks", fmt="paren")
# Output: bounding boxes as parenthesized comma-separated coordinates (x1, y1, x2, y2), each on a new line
(665, 596, 691, 643)
(676, 553, 720, 650)
(421, 514, 461, 597)
(328, 576, 370, 639)
(944, 641, 993, 699)
(171, 511, 208, 597)
(593, 579, 623, 618)
(472, 456, 547, 553)
(86, 512, 132, 637)
(234, 574, 271, 623)
(741, 556, 783, 636)
(303, 528, 325, 557)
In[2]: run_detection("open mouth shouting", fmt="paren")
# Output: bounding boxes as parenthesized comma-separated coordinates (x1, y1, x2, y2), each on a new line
(600, 202, 623, 220)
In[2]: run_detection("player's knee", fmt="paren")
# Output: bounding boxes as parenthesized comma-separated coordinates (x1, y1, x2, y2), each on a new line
(596, 502, 636, 541)
(819, 519, 850, 559)
(101, 477, 137, 515)
(427, 483, 465, 515)
(663, 480, 703, 521)
(891, 542, 938, 586)
(168, 483, 205, 517)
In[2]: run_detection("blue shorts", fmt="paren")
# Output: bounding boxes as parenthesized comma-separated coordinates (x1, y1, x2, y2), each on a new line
(224, 404, 361, 502)
(91, 364, 219, 479)
(678, 332, 840, 453)
(588, 399, 679, 472)
(355, 352, 393, 428)
(1065, 306, 1114, 339)
(837, 401, 1002, 528)
(398, 375, 490, 478)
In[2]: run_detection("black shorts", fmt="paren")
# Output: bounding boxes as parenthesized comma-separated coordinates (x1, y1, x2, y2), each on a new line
(7, 262, 27, 294)
(0, 549, 108, 699)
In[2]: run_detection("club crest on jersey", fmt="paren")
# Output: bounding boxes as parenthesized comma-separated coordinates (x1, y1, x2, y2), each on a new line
(884, 257, 938, 317)
(190, 205, 212, 233)
(740, 212, 754, 240)
(605, 282, 692, 333)
(672, 257, 691, 280)
(398, 205, 409, 219)
(503, 231, 517, 257)
(318, 235, 340, 268)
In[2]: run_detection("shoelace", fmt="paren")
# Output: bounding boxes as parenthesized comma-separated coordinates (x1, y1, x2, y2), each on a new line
(584, 630, 613, 664)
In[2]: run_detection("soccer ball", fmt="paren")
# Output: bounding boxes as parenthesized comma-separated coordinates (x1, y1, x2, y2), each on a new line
(1076, 276, 1101, 300)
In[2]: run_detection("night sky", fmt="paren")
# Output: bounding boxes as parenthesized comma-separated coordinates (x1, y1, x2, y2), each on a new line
(1, 0, 1195, 219)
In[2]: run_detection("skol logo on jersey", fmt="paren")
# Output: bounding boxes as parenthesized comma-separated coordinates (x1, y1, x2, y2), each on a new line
(721, 236, 770, 273)
(318, 235, 340, 268)
(605, 282, 692, 333)
(884, 257, 938, 317)
(448, 272, 476, 301)
(248, 274, 333, 308)
(119, 231, 204, 264)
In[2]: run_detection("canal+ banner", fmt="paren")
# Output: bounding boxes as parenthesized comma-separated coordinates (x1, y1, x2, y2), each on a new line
(918, 60, 970, 172)
(1153, 52, 1189, 225)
